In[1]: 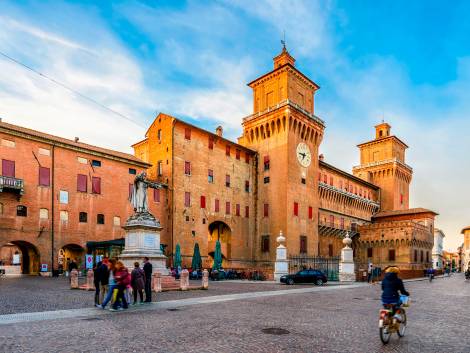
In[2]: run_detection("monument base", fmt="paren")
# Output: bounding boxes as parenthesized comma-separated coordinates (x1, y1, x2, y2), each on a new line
(274, 260, 289, 283)
(339, 245, 356, 282)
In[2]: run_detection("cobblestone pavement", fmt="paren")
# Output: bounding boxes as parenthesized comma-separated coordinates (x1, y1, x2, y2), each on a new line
(0, 274, 468, 352)
(0, 276, 315, 314)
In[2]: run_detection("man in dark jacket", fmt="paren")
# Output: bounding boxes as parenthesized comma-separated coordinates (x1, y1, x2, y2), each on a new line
(93, 260, 110, 305)
(143, 257, 153, 303)
(381, 266, 410, 306)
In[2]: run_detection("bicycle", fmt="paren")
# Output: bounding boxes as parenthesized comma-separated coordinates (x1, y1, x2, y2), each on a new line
(378, 295, 409, 344)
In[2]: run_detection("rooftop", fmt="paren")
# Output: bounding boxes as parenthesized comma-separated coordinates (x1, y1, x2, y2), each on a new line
(461, 226, 470, 234)
(373, 207, 439, 219)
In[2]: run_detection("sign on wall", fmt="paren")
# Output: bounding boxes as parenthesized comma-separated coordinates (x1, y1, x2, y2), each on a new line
(85, 254, 93, 269)
(40, 264, 48, 272)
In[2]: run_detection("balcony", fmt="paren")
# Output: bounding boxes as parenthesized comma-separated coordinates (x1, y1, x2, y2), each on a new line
(0, 176, 24, 196)
(318, 219, 360, 238)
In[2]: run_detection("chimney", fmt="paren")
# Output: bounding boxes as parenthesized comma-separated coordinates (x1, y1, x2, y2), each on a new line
(216, 126, 223, 137)
(74, 137, 79, 142)
(319, 154, 324, 161)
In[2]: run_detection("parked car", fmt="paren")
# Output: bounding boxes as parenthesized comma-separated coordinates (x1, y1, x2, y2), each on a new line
(280, 270, 327, 285)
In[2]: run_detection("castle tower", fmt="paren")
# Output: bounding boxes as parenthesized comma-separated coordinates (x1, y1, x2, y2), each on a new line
(353, 123, 412, 211)
(238, 46, 325, 260)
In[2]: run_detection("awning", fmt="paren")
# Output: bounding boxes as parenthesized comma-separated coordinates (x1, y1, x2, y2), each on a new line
(86, 238, 125, 248)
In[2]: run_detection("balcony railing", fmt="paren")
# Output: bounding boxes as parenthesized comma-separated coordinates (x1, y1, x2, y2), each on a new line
(0, 176, 24, 195)
(318, 219, 361, 238)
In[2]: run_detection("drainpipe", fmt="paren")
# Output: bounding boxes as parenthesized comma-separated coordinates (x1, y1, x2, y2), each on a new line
(51, 144, 55, 273)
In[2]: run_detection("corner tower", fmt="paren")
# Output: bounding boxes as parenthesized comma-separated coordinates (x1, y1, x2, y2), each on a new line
(239, 47, 325, 261)
(353, 123, 412, 211)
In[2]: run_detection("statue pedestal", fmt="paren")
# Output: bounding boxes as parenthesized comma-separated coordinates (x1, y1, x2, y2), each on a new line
(119, 212, 168, 275)
(339, 246, 356, 282)
(274, 244, 289, 283)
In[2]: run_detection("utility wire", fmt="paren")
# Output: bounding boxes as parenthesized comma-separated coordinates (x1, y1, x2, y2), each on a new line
(0, 51, 146, 128)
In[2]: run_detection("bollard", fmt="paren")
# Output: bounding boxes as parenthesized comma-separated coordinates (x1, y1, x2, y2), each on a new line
(202, 269, 209, 289)
(153, 271, 162, 293)
(86, 269, 94, 290)
(180, 269, 189, 291)
(70, 269, 79, 289)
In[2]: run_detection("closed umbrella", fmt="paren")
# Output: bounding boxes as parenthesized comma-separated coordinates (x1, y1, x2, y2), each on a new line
(191, 242, 202, 270)
(174, 243, 182, 269)
(212, 240, 222, 270)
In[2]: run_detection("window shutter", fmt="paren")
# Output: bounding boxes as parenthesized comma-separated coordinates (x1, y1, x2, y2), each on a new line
(236, 149, 240, 160)
(184, 128, 191, 140)
(2, 159, 15, 177)
(308, 206, 313, 219)
(77, 174, 87, 192)
(294, 202, 299, 216)
(225, 201, 230, 215)
(226, 145, 230, 156)
(208, 136, 214, 149)
(39, 167, 50, 186)
(245, 153, 250, 164)
(245, 206, 249, 218)
(264, 203, 269, 217)
(154, 188, 160, 202)
(236, 204, 240, 216)
(92, 177, 101, 194)
(215, 199, 220, 212)
(129, 183, 133, 198)
(184, 192, 191, 207)
(200, 195, 206, 209)
(185, 161, 191, 175)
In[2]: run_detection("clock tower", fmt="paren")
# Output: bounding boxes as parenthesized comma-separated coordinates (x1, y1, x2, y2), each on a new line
(239, 47, 325, 261)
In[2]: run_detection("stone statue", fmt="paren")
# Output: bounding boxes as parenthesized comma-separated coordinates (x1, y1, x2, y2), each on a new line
(129, 172, 163, 213)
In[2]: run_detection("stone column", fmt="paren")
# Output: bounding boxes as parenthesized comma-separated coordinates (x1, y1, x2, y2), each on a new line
(86, 269, 94, 290)
(153, 272, 162, 293)
(70, 269, 79, 289)
(339, 231, 356, 282)
(202, 269, 209, 289)
(180, 269, 189, 290)
(274, 231, 289, 283)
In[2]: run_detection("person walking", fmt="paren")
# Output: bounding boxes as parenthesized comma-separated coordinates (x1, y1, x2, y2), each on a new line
(131, 262, 145, 305)
(143, 257, 153, 303)
(93, 261, 102, 306)
(97, 258, 109, 304)
(111, 261, 130, 311)
(96, 259, 116, 309)
(367, 263, 373, 283)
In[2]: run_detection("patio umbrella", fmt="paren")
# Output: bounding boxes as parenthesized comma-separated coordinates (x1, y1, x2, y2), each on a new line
(212, 240, 222, 270)
(174, 243, 182, 269)
(191, 242, 202, 270)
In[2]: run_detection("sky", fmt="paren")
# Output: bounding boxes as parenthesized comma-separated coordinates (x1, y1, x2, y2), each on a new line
(0, 0, 469, 250)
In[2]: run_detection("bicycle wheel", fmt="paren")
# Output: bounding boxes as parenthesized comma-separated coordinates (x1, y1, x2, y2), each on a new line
(379, 326, 391, 344)
(397, 311, 407, 337)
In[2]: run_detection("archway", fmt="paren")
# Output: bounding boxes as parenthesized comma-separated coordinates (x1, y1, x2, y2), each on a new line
(60, 244, 85, 272)
(208, 221, 232, 262)
(0, 241, 40, 274)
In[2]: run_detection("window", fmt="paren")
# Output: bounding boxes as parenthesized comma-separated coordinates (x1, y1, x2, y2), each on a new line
(245, 153, 250, 164)
(264, 176, 270, 184)
(264, 203, 269, 217)
(414, 250, 418, 262)
(367, 247, 373, 258)
(300, 236, 307, 254)
(60, 210, 68, 222)
(157, 129, 162, 141)
(128, 183, 133, 199)
(225, 174, 230, 187)
(59, 190, 69, 204)
(340, 218, 344, 229)
(39, 208, 48, 219)
(39, 167, 50, 186)
(2, 159, 15, 177)
(215, 199, 220, 212)
(113, 216, 121, 226)
(38, 148, 50, 156)
(97, 214, 105, 224)
(328, 244, 333, 257)
(339, 180, 343, 189)
(245, 180, 249, 192)
(129, 168, 136, 175)
(426, 251, 429, 263)
(208, 169, 214, 183)
(226, 145, 230, 156)
(293, 202, 299, 216)
(185, 161, 191, 175)
(200, 195, 206, 209)
(91, 160, 101, 167)
(318, 172, 321, 181)
(236, 149, 240, 160)
(77, 174, 87, 192)
(184, 192, 191, 207)
(158, 161, 163, 176)
(263, 156, 270, 170)
(236, 204, 240, 216)
(329, 176, 333, 186)
(245, 206, 249, 218)
(184, 128, 191, 140)
(79, 212, 88, 223)
(301, 177, 306, 184)
(308, 206, 313, 220)
(400, 193, 404, 205)
(388, 249, 396, 261)
(208, 136, 214, 149)
(261, 235, 270, 253)
(154, 189, 160, 202)
(1, 139, 15, 148)
(420, 250, 424, 263)
(77, 157, 87, 164)
(225, 202, 231, 215)
(92, 177, 101, 194)
(323, 174, 327, 183)
(16, 205, 27, 217)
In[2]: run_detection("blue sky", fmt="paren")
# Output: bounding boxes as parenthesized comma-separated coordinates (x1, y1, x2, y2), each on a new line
(1, 0, 469, 250)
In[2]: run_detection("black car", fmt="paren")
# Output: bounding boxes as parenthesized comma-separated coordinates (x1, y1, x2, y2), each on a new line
(280, 269, 327, 285)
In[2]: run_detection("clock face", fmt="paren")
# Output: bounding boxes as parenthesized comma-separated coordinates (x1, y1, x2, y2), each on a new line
(296, 143, 311, 167)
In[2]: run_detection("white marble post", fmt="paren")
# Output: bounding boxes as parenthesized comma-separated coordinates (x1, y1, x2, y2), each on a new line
(86, 269, 94, 290)
(70, 269, 79, 289)
(339, 231, 356, 282)
(202, 269, 209, 289)
(180, 269, 189, 290)
(274, 231, 289, 283)
(152, 272, 162, 293)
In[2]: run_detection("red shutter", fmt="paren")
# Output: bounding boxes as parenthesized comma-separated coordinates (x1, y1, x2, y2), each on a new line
(185, 161, 191, 175)
(208, 136, 214, 149)
(245, 206, 249, 218)
(154, 188, 160, 202)
(184, 192, 190, 207)
(329, 176, 333, 186)
(200, 195, 206, 209)
(245, 153, 250, 164)
(226, 145, 230, 156)
(225, 202, 230, 215)
(400, 193, 404, 204)
(226, 174, 230, 186)
(92, 177, 101, 194)
(323, 174, 327, 183)
(129, 183, 133, 198)
(329, 215, 334, 226)
(215, 199, 219, 212)
(184, 128, 191, 140)
(318, 172, 321, 181)
(2, 159, 15, 177)
(264, 203, 269, 217)
(308, 206, 313, 219)
(236, 149, 240, 160)
(77, 174, 87, 192)
(39, 167, 50, 186)
(294, 202, 299, 216)
(340, 218, 344, 229)
(236, 204, 240, 216)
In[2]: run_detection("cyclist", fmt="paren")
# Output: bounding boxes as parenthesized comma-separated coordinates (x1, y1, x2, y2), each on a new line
(381, 266, 410, 321)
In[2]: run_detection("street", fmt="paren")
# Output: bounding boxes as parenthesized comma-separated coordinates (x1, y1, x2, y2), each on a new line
(0, 275, 468, 352)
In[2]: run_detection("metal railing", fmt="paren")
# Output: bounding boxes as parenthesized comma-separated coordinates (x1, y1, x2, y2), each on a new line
(288, 255, 340, 281)
(0, 175, 24, 194)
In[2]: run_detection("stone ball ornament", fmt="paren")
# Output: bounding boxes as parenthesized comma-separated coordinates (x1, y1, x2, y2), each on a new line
(343, 231, 352, 246)
(276, 230, 286, 244)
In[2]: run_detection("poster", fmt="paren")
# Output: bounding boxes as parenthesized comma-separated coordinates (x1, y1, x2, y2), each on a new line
(12, 254, 20, 265)
(85, 254, 93, 269)
(41, 264, 48, 272)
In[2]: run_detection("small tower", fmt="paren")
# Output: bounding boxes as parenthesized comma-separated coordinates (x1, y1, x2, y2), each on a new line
(353, 122, 412, 211)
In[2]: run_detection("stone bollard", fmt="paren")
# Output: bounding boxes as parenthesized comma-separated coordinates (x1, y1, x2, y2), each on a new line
(180, 269, 189, 291)
(86, 269, 94, 290)
(70, 269, 79, 289)
(202, 269, 209, 289)
(153, 271, 162, 293)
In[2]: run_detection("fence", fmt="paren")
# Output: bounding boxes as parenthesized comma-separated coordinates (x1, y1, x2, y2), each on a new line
(288, 255, 340, 281)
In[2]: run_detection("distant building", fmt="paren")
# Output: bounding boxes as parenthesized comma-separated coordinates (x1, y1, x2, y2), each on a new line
(432, 228, 445, 269)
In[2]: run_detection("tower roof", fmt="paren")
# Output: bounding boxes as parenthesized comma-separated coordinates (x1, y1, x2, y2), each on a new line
(273, 46, 295, 69)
